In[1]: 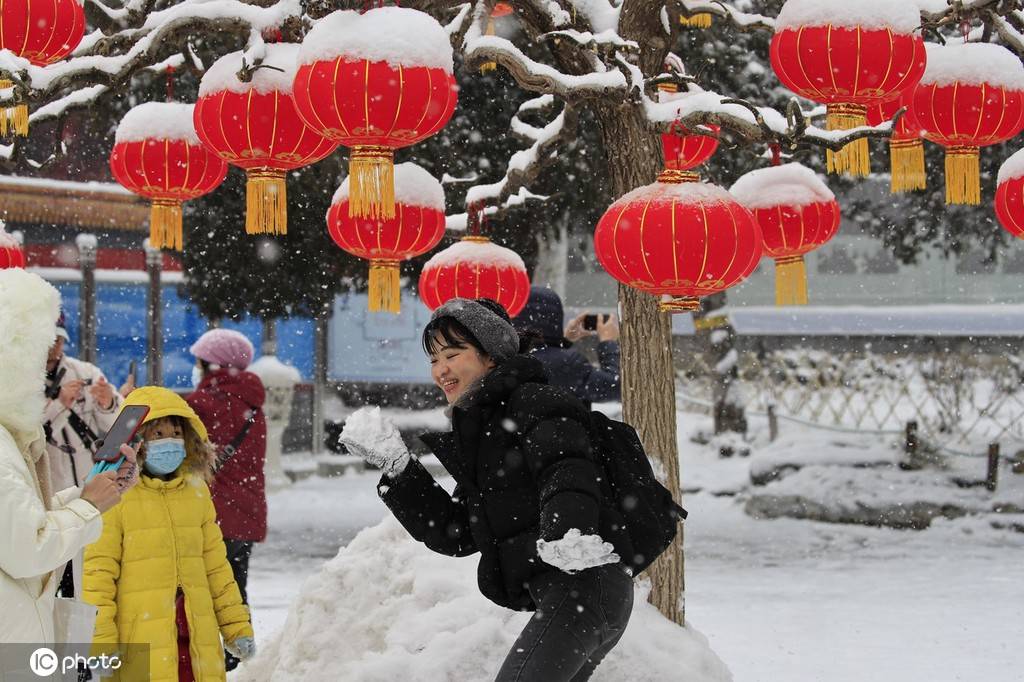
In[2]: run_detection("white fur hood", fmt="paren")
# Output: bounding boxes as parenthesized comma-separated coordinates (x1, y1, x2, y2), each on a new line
(0, 269, 61, 436)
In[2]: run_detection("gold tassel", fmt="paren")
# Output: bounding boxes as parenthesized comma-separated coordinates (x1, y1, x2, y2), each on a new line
(245, 169, 288, 235)
(826, 103, 869, 177)
(349, 146, 395, 220)
(775, 255, 809, 306)
(481, 17, 498, 73)
(890, 139, 926, 193)
(150, 199, 183, 251)
(658, 296, 701, 313)
(679, 13, 712, 28)
(368, 260, 401, 313)
(0, 79, 28, 137)
(945, 146, 981, 206)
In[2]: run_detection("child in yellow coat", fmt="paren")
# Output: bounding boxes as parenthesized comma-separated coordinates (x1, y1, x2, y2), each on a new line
(84, 387, 254, 681)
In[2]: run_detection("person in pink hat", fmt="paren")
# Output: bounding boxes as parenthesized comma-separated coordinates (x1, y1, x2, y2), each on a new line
(185, 329, 267, 672)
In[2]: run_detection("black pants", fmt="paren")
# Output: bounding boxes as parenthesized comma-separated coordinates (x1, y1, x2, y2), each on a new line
(495, 563, 634, 682)
(223, 539, 253, 671)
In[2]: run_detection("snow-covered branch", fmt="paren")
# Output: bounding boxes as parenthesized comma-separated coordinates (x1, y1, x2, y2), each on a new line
(676, 0, 775, 31)
(451, 95, 576, 229)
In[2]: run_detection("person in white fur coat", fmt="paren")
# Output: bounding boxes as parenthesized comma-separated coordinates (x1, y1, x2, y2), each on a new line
(0, 269, 137, 645)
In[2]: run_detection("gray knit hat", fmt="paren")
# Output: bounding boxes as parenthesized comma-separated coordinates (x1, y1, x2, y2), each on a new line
(430, 298, 520, 363)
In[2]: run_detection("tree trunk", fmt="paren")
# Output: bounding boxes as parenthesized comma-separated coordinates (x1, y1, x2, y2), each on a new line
(532, 221, 569, 298)
(261, 317, 277, 356)
(695, 293, 748, 445)
(594, 102, 685, 625)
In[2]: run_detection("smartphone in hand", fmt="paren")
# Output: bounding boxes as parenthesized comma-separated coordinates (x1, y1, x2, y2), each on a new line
(93, 405, 150, 463)
(583, 314, 608, 331)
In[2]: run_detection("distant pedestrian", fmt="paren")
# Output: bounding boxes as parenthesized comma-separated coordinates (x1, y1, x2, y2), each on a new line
(515, 286, 621, 407)
(186, 329, 267, 672)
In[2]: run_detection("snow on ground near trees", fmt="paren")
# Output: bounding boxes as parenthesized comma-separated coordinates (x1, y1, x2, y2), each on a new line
(238, 411, 1024, 681)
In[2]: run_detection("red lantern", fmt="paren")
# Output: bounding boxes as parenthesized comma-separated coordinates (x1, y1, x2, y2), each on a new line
(419, 236, 531, 317)
(996, 150, 1024, 240)
(770, 1, 926, 176)
(866, 90, 927, 193)
(294, 8, 458, 220)
(593, 170, 763, 312)
(730, 164, 841, 306)
(0, 227, 25, 268)
(328, 163, 446, 313)
(0, 0, 86, 135)
(110, 103, 228, 251)
(913, 43, 1024, 206)
(481, 2, 515, 73)
(195, 44, 338, 236)
(659, 85, 719, 172)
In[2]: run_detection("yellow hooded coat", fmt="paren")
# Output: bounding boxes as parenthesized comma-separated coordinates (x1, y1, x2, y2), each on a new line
(83, 388, 252, 681)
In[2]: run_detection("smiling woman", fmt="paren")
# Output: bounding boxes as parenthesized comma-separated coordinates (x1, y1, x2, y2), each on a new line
(340, 297, 637, 682)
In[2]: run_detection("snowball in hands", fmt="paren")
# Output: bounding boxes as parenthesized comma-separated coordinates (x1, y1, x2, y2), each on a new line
(536, 529, 620, 573)
(340, 407, 411, 477)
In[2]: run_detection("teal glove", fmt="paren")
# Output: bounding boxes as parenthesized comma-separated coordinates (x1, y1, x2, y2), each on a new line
(226, 636, 256, 661)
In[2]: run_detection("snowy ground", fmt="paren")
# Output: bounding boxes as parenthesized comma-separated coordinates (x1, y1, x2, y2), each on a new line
(240, 412, 1024, 681)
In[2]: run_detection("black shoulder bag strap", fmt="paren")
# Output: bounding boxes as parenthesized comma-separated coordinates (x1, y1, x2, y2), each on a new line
(212, 404, 261, 473)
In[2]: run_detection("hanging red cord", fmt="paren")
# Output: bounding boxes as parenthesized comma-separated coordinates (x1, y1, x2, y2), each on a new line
(770, 143, 781, 167)
(166, 64, 175, 102)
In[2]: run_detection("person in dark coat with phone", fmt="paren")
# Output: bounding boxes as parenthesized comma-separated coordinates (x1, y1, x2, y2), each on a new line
(186, 329, 267, 672)
(341, 298, 635, 682)
(514, 286, 621, 408)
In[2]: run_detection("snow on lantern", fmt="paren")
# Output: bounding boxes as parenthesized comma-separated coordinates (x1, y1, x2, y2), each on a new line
(913, 43, 1024, 206)
(110, 103, 228, 251)
(195, 43, 339, 237)
(0, 0, 85, 135)
(770, 0, 926, 177)
(294, 8, 458, 220)
(0, 223, 25, 268)
(730, 163, 841, 306)
(418, 236, 530, 317)
(995, 149, 1024, 240)
(593, 170, 763, 313)
(328, 162, 446, 314)
(866, 90, 927, 194)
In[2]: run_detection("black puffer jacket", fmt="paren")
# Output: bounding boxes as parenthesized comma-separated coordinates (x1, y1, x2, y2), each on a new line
(378, 355, 633, 611)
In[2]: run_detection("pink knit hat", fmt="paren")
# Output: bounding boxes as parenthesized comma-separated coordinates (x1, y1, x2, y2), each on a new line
(189, 329, 254, 369)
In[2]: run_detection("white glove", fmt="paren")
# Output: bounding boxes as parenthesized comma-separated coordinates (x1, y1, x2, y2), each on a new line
(537, 529, 620, 574)
(339, 407, 411, 478)
(226, 636, 256, 661)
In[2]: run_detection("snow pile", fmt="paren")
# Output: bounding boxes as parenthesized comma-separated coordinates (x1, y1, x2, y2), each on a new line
(919, 43, 1024, 90)
(422, 238, 526, 270)
(998, 148, 1024, 184)
(612, 178, 740, 208)
(299, 8, 454, 72)
(775, 0, 921, 33)
(114, 102, 200, 144)
(235, 516, 733, 682)
(333, 163, 445, 210)
(340, 406, 408, 460)
(199, 43, 301, 96)
(729, 163, 835, 210)
(74, 233, 97, 250)
(249, 355, 301, 388)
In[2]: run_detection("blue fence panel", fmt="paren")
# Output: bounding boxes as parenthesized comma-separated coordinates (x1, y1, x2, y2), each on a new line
(94, 283, 147, 387)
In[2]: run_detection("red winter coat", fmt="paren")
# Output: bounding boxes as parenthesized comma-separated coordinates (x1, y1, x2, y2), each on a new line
(187, 369, 268, 542)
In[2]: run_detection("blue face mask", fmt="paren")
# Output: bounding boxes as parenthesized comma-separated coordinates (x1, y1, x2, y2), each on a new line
(144, 438, 187, 476)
